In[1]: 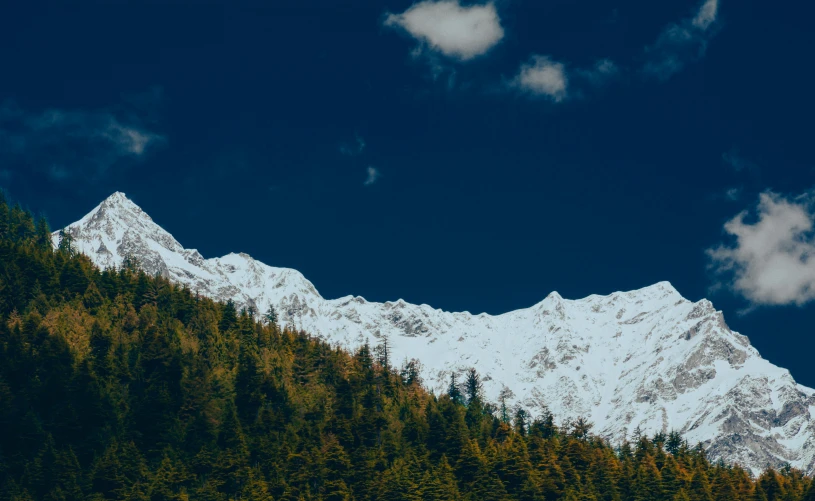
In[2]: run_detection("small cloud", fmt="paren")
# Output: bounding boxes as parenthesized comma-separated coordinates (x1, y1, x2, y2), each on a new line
(708, 190, 815, 307)
(340, 133, 366, 156)
(363, 166, 381, 186)
(722, 148, 758, 173)
(643, 0, 720, 80)
(510, 55, 568, 101)
(384, 1, 504, 61)
(0, 92, 165, 183)
(575, 59, 621, 88)
(724, 187, 742, 201)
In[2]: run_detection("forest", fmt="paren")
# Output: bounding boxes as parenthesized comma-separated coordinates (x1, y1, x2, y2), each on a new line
(0, 193, 814, 501)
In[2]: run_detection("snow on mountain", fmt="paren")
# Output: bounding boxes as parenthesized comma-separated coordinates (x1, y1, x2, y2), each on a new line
(54, 192, 815, 474)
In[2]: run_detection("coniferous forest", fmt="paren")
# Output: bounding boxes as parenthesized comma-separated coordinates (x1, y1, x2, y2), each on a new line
(1, 194, 815, 501)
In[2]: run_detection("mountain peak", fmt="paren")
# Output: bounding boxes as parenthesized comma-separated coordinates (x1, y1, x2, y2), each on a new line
(624, 280, 683, 302)
(95, 191, 147, 219)
(104, 191, 130, 204)
(53, 195, 815, 475)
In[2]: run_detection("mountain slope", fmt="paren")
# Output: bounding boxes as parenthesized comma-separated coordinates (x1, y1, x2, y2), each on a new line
(55, 192, 815, 474)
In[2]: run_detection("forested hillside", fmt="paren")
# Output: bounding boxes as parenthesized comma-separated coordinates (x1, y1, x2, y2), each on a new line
(0, 194, 813, 501)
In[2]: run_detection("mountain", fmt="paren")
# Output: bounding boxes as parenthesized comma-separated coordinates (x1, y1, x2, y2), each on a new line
(55, 192, 815, 474)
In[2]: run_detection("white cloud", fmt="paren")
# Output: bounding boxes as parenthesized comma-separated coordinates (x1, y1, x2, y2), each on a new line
(708, 191, 815, 307)
(511, 56, 568, 101)
(384, 1, 504, 61)
(643, 0, 719, 80)
(364, 166, 381, 186)
(693, 0, 719, 30)
(0, 97, 164, 181)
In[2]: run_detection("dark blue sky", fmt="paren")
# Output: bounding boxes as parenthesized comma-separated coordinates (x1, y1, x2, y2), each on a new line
(1, 0, 814, 384)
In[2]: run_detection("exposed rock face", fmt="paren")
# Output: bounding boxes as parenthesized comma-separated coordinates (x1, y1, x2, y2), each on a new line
(55, 192, 815, 474)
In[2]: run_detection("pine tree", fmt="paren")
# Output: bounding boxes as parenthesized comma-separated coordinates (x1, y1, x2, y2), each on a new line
(378, 458, 422, 501)
(57, 230, 75, 257)
(219, 299, 238, 332)
(235, 340, 264, 426)
(375, 334, 391, 370)
(711, 467, 737, 501)
(660, 457, 684, 499)
(571, 417, 593, 440)
(631, 454, 662, 501)
(264, 305, 278, 325)
(688, 464, 714, 501)
(467, 469, 510, 501)
(448, 372, 464, 405)
(464, 368, 482, 405)
(422, 456, 462, 501)
(758, 469, 783, 501)
(456, 439, 485, 488)
(83, 280, 105, 312)
(500, 398, 510, 425)
(514, 408, 528, 437)
(401, 358, 423, 387)
(498, 437, 533, 497)
(35, 217, 51, 250)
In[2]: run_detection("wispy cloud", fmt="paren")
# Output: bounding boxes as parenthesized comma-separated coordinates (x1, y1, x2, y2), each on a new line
(0, 91, 165, 182)
(384, 1, 504, 61)
(363, 166, 381, 186)
(708, 190, 815, 307)
(510, 55, 568, 101)
(643, 0, 720, 80)
(724, 187, 742, 201)
(722, 148, 759, 173)
(577, 59, 620, 86)
(340, 133, 366, 156)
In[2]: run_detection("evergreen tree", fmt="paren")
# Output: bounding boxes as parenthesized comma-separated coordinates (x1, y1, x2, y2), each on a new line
(571, 417, 593, 440)
(34, 218, 51, 251)
(264, 305, 278, 325)
(631, 454, 662, 501)
(688, 464, 714, 501)
(219, 299, 238, 332)
(464, 368, 482, 405)
(375, 334, 391, 370)
(514, 408, 528, 437)
(422, 456, 462, 501)
(401, 358, 423, 387)
(57, 230, 75, 257)
(448, 372, 464, 405)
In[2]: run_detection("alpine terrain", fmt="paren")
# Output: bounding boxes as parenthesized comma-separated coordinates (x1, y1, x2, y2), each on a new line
(55, 192, 815, 475)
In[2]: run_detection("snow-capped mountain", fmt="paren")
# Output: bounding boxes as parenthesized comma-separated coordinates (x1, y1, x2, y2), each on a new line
(55, 192, 815, 474)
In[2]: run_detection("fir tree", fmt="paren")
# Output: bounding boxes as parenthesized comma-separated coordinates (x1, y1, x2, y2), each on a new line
(464, 368, 483, 405)
(264, 305, 278, 325)
(448, 372, 464, 405)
